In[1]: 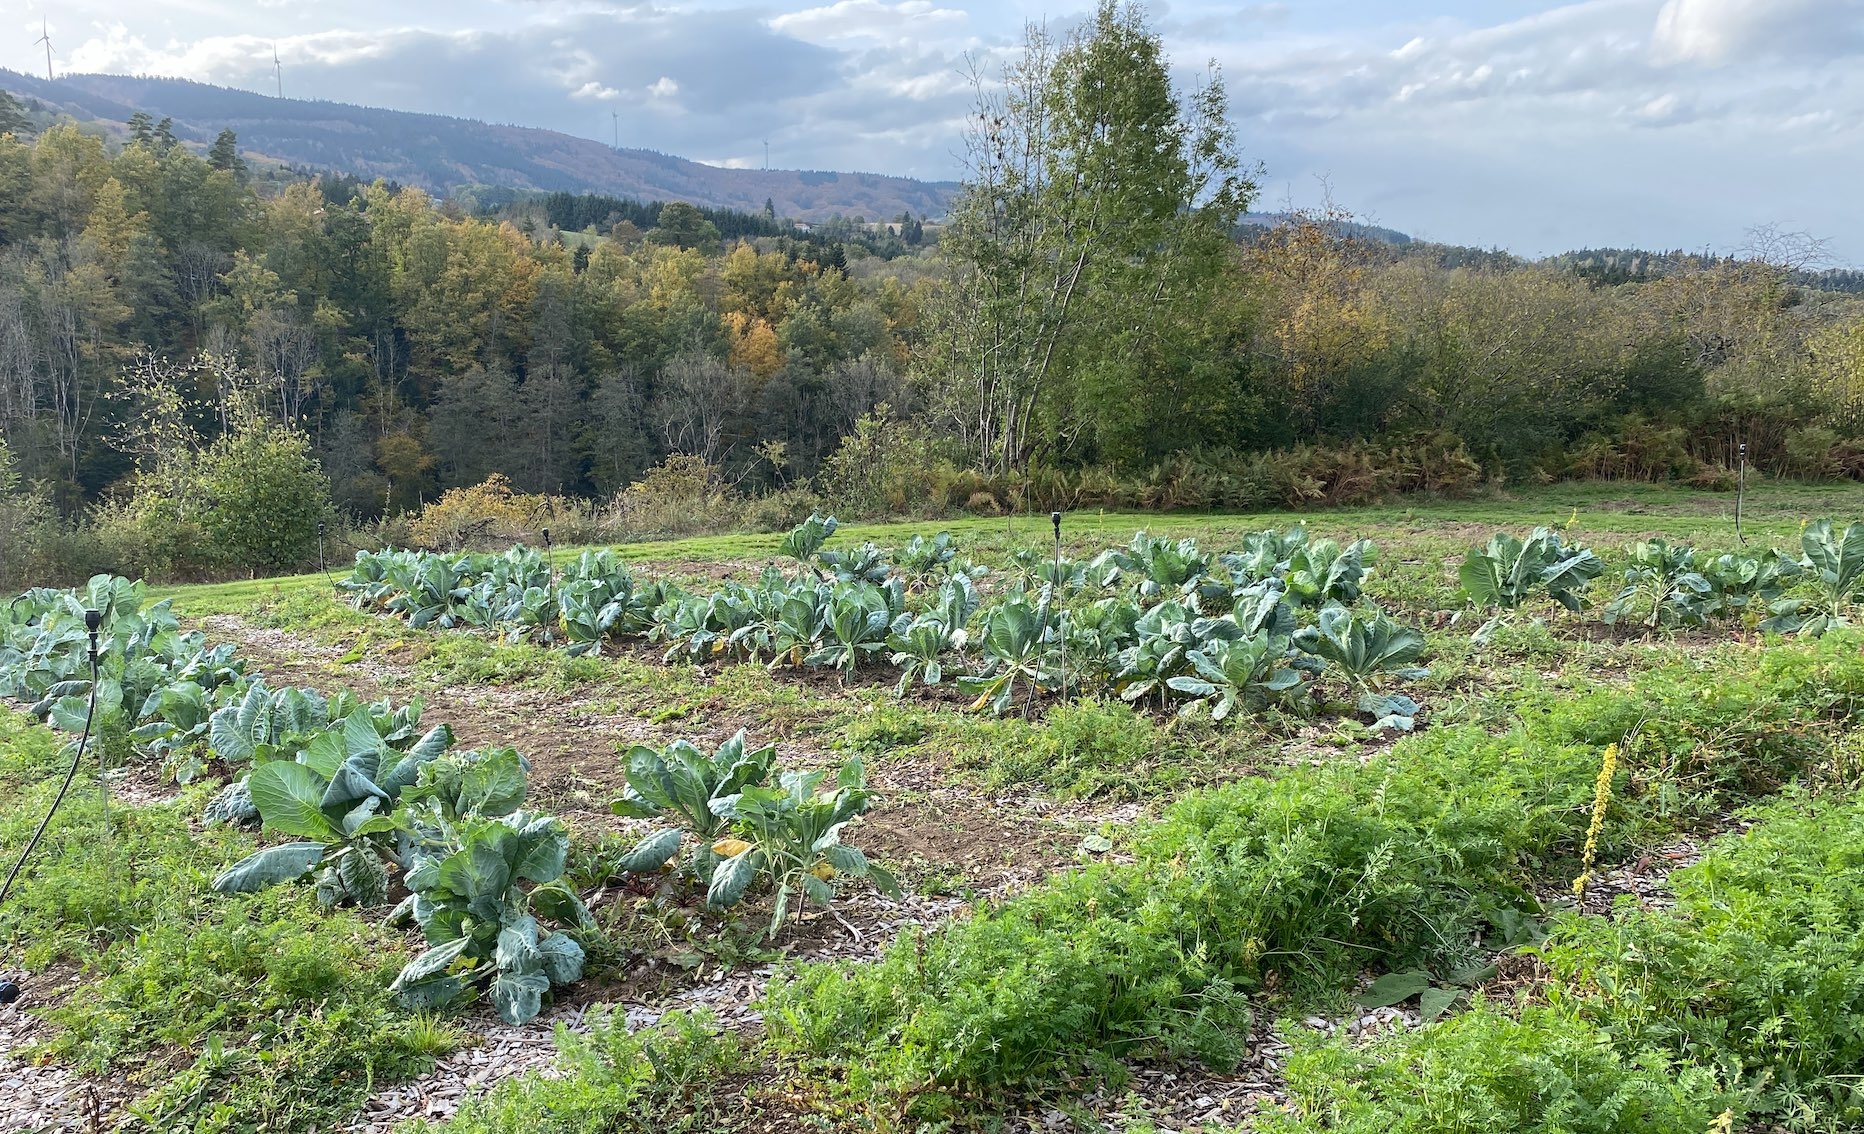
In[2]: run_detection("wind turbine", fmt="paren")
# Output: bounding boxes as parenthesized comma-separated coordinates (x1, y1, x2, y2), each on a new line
(611, 110, 618, 149)
(272, 43, 282, 98)
(763, 140, 769, 170)
(34, 19, 53, 83)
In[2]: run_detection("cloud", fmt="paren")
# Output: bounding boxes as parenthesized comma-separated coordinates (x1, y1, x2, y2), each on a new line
(769, 0, 971, 49)
(1652, 0, 1864, 64)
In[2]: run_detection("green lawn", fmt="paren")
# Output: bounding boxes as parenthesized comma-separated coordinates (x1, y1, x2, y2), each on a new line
(155, 480, 1864, 617)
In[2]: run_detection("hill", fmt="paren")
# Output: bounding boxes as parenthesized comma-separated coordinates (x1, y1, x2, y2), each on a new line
(0, 69, 957, 221)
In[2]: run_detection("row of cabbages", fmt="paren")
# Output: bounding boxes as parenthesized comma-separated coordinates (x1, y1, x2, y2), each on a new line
(1458, 520, 1864, 638)
(342, 515, 1864, 730)
(1, 575, 898, 1024)
(344, 517, 1435, 728)
(0, 577, 584, 1024)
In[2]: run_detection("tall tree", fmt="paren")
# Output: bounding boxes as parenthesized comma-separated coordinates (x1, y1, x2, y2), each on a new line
(921, 1, 1253, 472)
(208, 129, 245, 178)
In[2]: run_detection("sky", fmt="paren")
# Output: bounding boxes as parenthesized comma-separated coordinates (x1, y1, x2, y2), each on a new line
(4, 0, 1862, 263)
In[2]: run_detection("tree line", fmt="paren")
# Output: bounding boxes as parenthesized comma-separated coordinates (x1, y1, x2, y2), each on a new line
(2, 2, 1863, 582)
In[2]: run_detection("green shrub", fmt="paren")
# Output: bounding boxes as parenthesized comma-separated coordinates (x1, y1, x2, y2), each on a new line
(607, 454, 737, 538)
(0, 438, 56, 590)
(201, 424, 335, 571)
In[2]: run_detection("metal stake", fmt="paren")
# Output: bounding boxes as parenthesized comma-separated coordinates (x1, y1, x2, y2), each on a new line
(1051, 511, 1065, 702)
(1735, 442, 1748, 545)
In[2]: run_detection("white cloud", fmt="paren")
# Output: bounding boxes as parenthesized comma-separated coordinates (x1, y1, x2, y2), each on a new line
(1652, 0, 1864, 64)
(769, 0, 970, 48)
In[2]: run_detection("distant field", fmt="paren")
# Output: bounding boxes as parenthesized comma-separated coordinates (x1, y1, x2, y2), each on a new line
(156, 479, 1858, 617)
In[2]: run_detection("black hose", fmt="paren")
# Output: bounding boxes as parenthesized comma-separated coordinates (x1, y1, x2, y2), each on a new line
(0, 611, 102, 1005)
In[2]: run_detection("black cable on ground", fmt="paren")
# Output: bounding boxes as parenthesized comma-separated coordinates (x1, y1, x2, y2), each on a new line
(0, 610, 102, 1007)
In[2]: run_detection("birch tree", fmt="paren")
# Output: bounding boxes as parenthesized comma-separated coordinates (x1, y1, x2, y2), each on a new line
(921, 1, 1254, 473)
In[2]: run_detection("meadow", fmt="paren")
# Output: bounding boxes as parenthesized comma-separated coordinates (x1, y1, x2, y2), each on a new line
(5, 479, 1864, 1133)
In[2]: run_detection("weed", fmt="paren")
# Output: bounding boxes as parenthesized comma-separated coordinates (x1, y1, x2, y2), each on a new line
(1544, 787, 1864, 1128)
(403, 1009, 754, 1134)
(1265, 1002, 1730, 1134)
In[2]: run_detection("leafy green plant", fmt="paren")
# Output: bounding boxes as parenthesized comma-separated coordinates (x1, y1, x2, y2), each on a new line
(1222, 525, 1311, 585)
(1091, 532, 1211, 601)
(211, 712, 454, 906)
(4, 576, 249, 764)
(887, 575, 979, 696)
(1762, 520, 1864, 636)
(892, 532, 957, 590)
(1165, 633, 1301, 721)
(760, 582, 827, 668)
(206, 681, 338, 764)
(959, 596, 1061, 715)
(807, 581, 901, 676)
(1603, 540, 1714, 629)
(706, 757, 898, 935)
(819, 542, 891, 585)
(609, 731, 778, 878)
(1058, 596, 1143, 688)
(1114, 600, 1242, 705)
(1284, 538, 1376, 608)
(1458, 528, 1604, 641)
(390, 811, 586, 1024)
(778, 512, 840, 569)
(1292, 605, 1428, 729)
(557, 571, 663, 655)
(1699, 549, 1796, 618)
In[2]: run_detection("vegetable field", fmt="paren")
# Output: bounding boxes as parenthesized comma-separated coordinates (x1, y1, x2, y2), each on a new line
(5, 480, 1864, 1133)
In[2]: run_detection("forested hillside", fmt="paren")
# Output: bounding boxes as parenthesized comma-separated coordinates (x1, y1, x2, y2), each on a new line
(0, 69, 958, 221)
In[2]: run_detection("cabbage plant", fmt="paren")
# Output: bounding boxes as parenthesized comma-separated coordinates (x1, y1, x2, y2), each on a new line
(1762, 520, 1864, 636)
(706, 757, 898, 936)
(610, 731, 779, 879)
(390, 810, 586, 1025)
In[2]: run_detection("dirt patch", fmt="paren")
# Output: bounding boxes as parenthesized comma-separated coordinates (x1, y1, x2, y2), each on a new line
(199, 615, 661, 828)
(0, 966, 139, 1133)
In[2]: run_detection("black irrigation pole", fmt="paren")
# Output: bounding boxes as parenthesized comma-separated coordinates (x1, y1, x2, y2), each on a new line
(1052, 510, 1065, 702)
(1735, 442, 1748, 546)
(0, 610, 103, 1008)
(318, 521, 339, 588)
